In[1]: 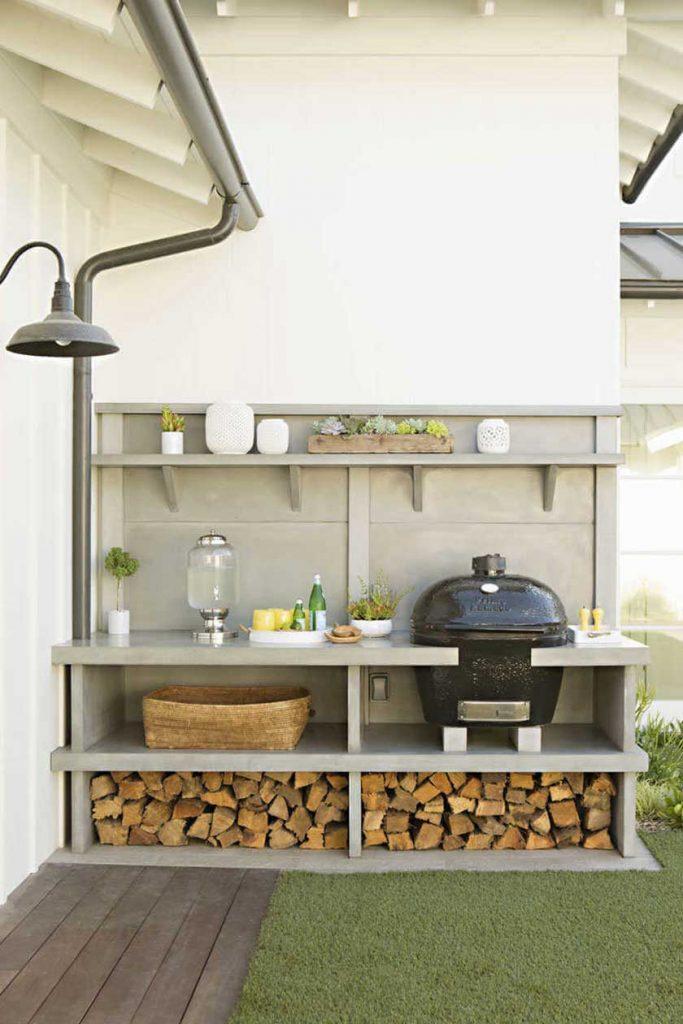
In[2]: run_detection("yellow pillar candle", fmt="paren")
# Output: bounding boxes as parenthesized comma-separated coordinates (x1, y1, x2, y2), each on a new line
(273, 608, 293, 630)
(578, 607, 591, 632)
(252, 608, 276, 631)
(592, 607, 604, 631)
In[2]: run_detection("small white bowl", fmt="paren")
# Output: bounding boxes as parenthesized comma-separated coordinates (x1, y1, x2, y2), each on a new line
(351, 618, 392, 638)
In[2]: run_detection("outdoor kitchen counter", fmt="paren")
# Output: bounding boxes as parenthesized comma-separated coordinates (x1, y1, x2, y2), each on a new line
(51, 631, 648, 667)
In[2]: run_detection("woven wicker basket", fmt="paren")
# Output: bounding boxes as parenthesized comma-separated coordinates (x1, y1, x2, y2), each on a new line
(142, 685, 312, 750)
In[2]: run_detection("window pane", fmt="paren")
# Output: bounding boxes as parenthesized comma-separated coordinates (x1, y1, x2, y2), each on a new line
(625, 630, 683, 701)
(620, 479, 683, 551)
(621, 555, 683, 625)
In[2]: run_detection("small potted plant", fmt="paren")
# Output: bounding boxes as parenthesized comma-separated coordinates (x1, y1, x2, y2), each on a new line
(161, 405, 185, 455)
(348, 574, 410, 638)
(308, 415, 452, 453)
(104, 546, 139, 635)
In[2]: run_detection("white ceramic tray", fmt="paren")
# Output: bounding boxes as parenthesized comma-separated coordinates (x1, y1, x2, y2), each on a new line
(248, 629, 328, 646)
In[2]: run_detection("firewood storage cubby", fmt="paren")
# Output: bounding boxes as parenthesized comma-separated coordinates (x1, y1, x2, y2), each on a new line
(49, 405, 655, 870)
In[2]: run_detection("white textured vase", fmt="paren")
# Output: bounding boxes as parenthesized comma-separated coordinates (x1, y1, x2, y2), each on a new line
(161, 431, 183, 455)
(476, 418, 510, 454)
(205, 402, 254, 455)
(351, 618, 392, 638)
(256, 418, 289, 455)
(108, 609, 130, 635)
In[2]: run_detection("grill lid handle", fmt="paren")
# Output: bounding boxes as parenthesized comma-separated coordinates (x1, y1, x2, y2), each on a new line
(472, 553, 506, 576)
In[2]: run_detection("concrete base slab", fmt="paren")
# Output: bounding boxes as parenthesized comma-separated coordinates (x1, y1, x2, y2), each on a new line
(49, 836, 660, 873)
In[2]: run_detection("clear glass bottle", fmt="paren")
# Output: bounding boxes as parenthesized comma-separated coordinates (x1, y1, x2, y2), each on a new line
(187, 531, 238, 641)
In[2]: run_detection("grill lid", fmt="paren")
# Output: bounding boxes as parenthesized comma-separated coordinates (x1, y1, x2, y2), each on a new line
(411, 554, 567, 646)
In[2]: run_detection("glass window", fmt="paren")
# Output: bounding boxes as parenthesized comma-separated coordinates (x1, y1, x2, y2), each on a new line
(621, 406, 683, 703)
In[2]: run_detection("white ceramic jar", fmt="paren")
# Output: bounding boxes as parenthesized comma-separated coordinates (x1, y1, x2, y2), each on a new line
(351, 618, 393, 638)
(161, 431, 183, 455)
(476, 418, 510, 454)
(256, 418, 290, 455)
(205, 402, 254, 455)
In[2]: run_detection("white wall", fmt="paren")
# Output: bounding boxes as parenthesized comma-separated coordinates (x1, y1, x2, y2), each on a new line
(93, 52, 622, 406)
(0, 54, 107, 903)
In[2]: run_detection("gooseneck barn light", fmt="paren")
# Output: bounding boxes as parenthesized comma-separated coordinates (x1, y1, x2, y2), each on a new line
(0, 241, 117, 358)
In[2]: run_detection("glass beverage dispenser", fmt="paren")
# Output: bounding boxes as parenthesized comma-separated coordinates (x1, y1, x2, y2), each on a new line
(187, 531, 239, 643)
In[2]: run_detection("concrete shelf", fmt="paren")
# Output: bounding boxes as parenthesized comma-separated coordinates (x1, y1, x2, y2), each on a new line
(51, 721, 647, 774)
(92, 452, 624, 512)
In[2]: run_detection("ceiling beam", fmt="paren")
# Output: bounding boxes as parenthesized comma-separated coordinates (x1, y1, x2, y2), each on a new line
(17, 0, 119, 34)
(348, 1, 360, 16)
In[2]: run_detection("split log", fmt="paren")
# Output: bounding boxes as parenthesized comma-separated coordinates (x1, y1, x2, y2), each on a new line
(237, 808, 269, 833)
(286, 806, 312, 840)
(583, 829, 613, 850)
(447, 795, 476, 815)
(118, 778, 147, 801)
(324, 824, 349, 849)
(172, 798, 206, 820)
(549, 800, 580, 829)
(549, 782, 574, 802)
(201, 771, 222, 792)
(385, 811, 411, 834)
(240, 828, 267, 849)
(475, 799, 506, 817)
(301, 826, 326, 850)
(584, 806, 612, 832)
(447, 813, 475, 836)
(187, 813, 212, 841)
(526, 831, 555, 850)
(442, 834, 465, 851)
(92, 796, 123, 821)
(305, 778, 329, 812)
(122, 799, 146, 828)
(509, 773, 534, 790)
(142, 799, 171, 829)
(363, 830, 387, 847)
(415, 823, 444, 850)
(494, 826, 525, 850)
(202, 788, 237, 809)
(554, 825, 583, 848)
(162, 774, 183, 801)
(270, 828, 298, 850)
(128, 825, 159, 846)
(158, 820, 188, 847)
(466, 833, 493, 850)
(210, 806, 236, 835)
(91, 775, 116, 800)
(387, 832, 414, 851)
(530, 810, 552, 835)
(96, 820, 128, 845)
(217, 825, 242, 848)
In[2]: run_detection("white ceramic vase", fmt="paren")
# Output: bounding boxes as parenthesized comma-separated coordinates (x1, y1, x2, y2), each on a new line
(108, 609, 130, 635)
(206, 402, 254, 455)
(256, 418, 290, 455)
(476, 418, 510, 454)
(351, 618, 392, 638)
(161, 431, 184, 455)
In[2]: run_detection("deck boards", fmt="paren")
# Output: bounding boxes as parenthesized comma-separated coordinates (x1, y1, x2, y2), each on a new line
(0, 864, 278, 1023)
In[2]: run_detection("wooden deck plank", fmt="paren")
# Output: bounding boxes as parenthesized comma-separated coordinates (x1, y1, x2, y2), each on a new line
(0, 866, 107, 971)
(181, 870, 279, 1024)
(82, 868, 212, 1024)
(30, 868, 176, 1024)
(0, 866, 72, 944)
(131, 869, 245, 1024)
(0, 868, 141, 1024)
(0, 970, 17, 995)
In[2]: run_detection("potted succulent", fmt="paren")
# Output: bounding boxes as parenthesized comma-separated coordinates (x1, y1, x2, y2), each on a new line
(348, 574, 410, 638)
(309, 415, 452, 453)
(104, 546, 139, 635)
(161, 405, 185, 455)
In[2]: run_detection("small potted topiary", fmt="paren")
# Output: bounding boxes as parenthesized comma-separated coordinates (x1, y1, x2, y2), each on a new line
(161, 406, 185, 455)
(348, 574, 410, 638)
(104, 546, 139, 635)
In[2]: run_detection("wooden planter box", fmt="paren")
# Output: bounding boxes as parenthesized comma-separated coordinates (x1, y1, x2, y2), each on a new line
(308, 434, 453, 454)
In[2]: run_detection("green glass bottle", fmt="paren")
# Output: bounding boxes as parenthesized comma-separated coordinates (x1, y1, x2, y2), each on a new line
(308, 573, 327, 631)
(292, 599, 306, 631)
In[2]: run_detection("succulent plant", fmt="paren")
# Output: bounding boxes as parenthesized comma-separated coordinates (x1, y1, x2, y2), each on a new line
(161, 406, 185, 432)
(360, 415, 398, 435)
(425, 419, 449, 439)
(397, 418, 426, 435)
(313, 416, 347, 436)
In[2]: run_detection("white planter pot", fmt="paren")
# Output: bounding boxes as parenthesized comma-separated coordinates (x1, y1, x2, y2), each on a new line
(161, 431, 184, 455)
(351, 618, 393, 638)
(476, 418, 510, 454)
(108, 609, 130, 635)
(206, 402, 254, 455)
(256, 418, 289, 455)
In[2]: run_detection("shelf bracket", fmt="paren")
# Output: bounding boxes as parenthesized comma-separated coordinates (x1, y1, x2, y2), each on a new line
(161, 466, 179, 513)
(543, 464, 558, 512)
(289, 465, 303, 512)
(412, 465, 423, 512)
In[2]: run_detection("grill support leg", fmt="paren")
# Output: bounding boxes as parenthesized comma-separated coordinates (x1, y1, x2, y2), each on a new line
(442, 727, 468, 752)
(510, 726, 542, 752)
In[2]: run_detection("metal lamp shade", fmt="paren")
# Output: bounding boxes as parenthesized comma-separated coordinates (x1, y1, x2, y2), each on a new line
(6, 309, 118, 358)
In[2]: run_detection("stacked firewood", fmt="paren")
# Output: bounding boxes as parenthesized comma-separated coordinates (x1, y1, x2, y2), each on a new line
(361, 771, 615, 851)
(91, 770, 348, 850)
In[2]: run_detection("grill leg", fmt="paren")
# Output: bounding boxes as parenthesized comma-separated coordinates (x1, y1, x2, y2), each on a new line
(510, 726, 542, 752)
(442, 727, 468, 752)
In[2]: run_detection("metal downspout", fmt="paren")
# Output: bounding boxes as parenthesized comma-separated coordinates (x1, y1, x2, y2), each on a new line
(71, 199, 239, 638)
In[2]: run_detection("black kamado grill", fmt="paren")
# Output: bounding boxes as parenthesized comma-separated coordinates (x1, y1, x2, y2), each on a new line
(411, 554, 568, 727)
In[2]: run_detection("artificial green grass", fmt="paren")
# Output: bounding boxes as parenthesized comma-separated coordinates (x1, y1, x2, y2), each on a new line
(230, 834, 683, 1024)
